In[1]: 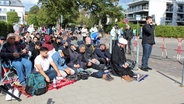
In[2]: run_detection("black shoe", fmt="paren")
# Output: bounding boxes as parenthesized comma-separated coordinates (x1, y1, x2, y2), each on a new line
(146, 67, 152, 70)
(141, 68, 149, 72)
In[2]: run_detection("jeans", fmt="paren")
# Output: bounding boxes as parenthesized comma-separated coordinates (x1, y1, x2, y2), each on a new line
(141, 44, 153, 68)
(11, 58, 32, 84)
(45, 68, 57, 81)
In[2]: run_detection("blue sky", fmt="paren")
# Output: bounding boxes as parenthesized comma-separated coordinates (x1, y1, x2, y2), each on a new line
(22, 0, 131, 11)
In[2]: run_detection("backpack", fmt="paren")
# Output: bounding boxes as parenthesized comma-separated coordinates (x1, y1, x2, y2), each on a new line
(25, 73, 47, 96)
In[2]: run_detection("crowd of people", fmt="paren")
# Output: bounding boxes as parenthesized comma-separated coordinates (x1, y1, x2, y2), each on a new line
(0, 16, 155, 100)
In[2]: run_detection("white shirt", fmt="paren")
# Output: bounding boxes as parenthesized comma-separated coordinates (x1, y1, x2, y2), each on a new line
(81, 28, 88, 37)
(34, 55, 53, 71)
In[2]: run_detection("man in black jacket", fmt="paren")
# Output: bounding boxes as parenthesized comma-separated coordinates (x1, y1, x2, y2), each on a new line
(124, 25, 133, 54)
(141, 16, 156, 71)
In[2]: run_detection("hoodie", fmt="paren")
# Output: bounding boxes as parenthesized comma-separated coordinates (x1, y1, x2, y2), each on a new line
(42, 35, 54, 51)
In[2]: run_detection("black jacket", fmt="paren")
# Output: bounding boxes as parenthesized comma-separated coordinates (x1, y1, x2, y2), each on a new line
(142, 24, 155, 45)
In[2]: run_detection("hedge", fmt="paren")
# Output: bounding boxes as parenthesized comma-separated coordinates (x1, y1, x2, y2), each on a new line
(0, 21, 13, 37)
(116, 22, 184, 38)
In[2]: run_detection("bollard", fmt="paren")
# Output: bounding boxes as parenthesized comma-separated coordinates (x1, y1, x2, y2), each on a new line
(134, 36, 140, 70)
(181, 60, 184, 87)
(109, 36, 112, 54)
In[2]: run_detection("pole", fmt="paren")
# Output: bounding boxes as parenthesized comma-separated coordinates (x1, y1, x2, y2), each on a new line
(134, 20, 139, 70)
(181, 60, 184, 87)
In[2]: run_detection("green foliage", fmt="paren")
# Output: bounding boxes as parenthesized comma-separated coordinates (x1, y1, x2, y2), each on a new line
(29, 5, 40, 14)
(38, 0, 124, 28)
(27, 14, 38, 26)
(0, 21, 13, 37)
(117, 21, 184, 38)
(155, 26, 184, 38)
(7, 11, 19, 24)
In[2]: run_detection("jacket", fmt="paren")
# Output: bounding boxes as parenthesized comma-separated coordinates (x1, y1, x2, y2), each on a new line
(142, 24, 155, 45)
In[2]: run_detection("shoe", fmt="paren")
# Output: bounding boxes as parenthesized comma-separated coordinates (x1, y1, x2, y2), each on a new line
(11, 88, 20, 100)
(5, 89, 13, 101)
(146, 67, 152, 70)
(140, 68, 148, 72)
(103, 74, 113, 81)
(106, 74, 114, 81)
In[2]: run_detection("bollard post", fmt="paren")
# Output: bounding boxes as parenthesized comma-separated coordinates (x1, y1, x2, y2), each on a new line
(134, 36, 140, 70)
(181, 60, 184, 87)
(109, 36, 112, 54)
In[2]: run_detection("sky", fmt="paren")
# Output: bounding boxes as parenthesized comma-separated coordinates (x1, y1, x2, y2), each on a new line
(22, 0, 132, 11)
(21, 0, 39, 11)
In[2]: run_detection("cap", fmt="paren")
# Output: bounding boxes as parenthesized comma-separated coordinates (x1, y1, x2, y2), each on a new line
(118, 38, 127, 45)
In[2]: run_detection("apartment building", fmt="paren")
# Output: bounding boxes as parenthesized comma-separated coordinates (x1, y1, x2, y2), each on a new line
(127, 0, 184, 26)
(0, 0, 25, 24)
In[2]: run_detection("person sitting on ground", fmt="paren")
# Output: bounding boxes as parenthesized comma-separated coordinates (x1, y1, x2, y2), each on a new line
(68, 40, 84, 73)
(111, 37, 139, 81)
(42, 34, 55, 56)
(34, 47, 62, 83)
(51, 48, 75, 78)
(53, 37, 62, 51)
(94, 44, 111, 67)
(30, 41, 42, 67)
(78, 44, 114, 81)
(1, 33, 32, 86)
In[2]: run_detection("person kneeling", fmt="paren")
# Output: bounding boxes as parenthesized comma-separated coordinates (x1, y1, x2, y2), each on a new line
(111, 37, 140, 81)
(52, 48, 75, 78)
(34, 47, 62, 83)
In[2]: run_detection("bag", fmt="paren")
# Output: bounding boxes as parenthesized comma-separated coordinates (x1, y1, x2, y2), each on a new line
(25, 73, 47, 96)
(78, 71, 90, 80)
(66, 74, 80, 81)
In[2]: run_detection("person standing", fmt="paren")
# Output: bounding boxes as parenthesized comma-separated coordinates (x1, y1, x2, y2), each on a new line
(141, 16, 156, 71)
(124, 25, 133, 54)
(81, 25, 89, 41)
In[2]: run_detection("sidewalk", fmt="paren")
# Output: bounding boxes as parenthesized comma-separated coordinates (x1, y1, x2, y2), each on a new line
(0, 69, 184, 104)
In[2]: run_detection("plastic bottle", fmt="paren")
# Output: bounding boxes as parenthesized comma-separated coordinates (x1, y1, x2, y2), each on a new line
(53, 78, 57, 89)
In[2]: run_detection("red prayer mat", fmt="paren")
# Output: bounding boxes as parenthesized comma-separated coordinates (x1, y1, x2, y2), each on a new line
(14, 79, 76, 98)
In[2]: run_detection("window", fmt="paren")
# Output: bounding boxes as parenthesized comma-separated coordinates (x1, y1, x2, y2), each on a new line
(0, 16, 6, 21)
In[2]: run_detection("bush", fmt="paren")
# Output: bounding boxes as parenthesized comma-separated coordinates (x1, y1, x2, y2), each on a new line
(0, 21, 13, 37)
(117, 21, 184, 38)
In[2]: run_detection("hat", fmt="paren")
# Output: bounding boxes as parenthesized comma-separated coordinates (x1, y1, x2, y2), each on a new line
(70, 40, 78, 47)
(7, 33, 16, 39)
(0, 36, 5, 40)
(118, 38, 127, 45)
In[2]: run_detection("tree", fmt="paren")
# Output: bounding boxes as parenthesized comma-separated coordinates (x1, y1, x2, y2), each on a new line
(29, 5, 40, 14)
(7, 11, 19, 24)
(27, 14, 38, 26)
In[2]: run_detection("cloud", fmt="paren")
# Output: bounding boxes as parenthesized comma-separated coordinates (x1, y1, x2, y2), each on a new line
(21, 0, 38, 11)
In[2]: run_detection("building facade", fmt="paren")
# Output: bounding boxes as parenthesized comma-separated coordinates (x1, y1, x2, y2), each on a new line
(0, 0, 25, 24)
(127, 0, 184, 26)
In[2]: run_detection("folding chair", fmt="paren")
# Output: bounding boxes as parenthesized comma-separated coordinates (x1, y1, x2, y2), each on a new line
(0, 59, 21, 101)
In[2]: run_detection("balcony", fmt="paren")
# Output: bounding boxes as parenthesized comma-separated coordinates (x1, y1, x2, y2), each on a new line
(128, 16, 147, 21)
(128, 7, 148, 14)
(165, 17, 172, 21)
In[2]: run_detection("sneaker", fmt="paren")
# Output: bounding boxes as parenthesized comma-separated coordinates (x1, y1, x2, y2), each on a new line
(103, 74, 113, 81)
(11, 88, 20, 100)
(5, 89, 13, 101)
